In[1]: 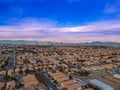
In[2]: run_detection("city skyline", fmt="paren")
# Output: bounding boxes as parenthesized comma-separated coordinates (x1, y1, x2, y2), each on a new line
(0, 0, 120, 42)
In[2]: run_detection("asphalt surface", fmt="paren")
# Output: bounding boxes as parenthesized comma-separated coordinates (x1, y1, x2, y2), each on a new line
(6, 54, 15, 70)
(40, 71, 59, 90)
(0, 76, 6, 82)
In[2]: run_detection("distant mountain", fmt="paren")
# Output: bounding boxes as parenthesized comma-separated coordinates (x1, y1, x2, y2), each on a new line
(57, 41, 120, 46)
(85, 41, 120, 46)
(0, 40, 39, 45)
(0, 40, 120, 46)
(0, 40, 61, 45)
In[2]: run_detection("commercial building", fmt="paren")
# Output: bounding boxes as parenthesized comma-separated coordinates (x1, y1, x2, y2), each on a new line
(89, 79, 114, 90)
(113, 74, 120, 79)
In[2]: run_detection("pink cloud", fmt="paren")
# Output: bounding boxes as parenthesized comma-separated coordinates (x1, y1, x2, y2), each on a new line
(0, 19, 120, 42)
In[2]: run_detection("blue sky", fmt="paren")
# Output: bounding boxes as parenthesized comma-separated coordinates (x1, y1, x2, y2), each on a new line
(0, 0, 120, 42)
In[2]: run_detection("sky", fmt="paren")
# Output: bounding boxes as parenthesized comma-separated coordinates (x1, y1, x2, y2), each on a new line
(0, 0, 120, 42)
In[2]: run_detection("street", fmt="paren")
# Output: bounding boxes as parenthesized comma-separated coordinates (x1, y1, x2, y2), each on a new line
(6, 54, 15, 69)
(6, 45, 16, 70)
(40, 71, 59, 90)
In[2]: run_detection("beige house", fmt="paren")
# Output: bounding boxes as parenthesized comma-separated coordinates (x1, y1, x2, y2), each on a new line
(6, 80, 16, 90)
(7, 69, 14, 76)
(0, 82, 5, 90)
(24, 86, 35, 90)
(49, 71, 81, 90)
(22, 75, 39, 87)
(61, 80, 75, 87)
(17, 59, 24, 65)
(15, 68, 20, 73)
(66, 83, 81, 90)
(0, 70, 6, 76)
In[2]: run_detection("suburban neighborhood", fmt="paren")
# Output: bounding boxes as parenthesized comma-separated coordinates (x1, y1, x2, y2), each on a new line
(0, 44, 120, 90)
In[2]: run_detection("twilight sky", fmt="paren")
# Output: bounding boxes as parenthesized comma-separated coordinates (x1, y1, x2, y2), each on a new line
(0, 0, 120, 42)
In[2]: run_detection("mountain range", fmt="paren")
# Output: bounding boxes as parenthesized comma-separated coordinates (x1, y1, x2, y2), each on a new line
(0, 40, 120, 46)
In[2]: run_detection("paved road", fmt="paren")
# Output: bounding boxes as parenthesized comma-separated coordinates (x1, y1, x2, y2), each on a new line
(40, 71, 59, 90)
(6, 54, 15, 70)
(6, 45, 16, 70)
(0, 76, 6, 82)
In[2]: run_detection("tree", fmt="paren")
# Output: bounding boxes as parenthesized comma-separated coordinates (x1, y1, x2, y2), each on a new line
(3, 75, 10, 81)
(77, 70, 89, 76)
(34, 72, 45, 83)
(5, 60, 8, 66)
(18, 70, 23, 74)
(1, 64, 5, 69)
(57, 66, 64, 72)
(77, 59, 85, 62)
(54, 80, 58, 84)
(69, 75, 72, 79)
(11, 77, 17, 82)
(25, 69, 31, 74)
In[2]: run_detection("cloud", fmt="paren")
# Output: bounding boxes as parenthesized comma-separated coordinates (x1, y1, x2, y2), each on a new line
(0, 18, 120, 42)
(104, 4, 119, 14)
(0, 18, 60, 39)
(59, 20, 120, 33)
(103, 0, 120, 14)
